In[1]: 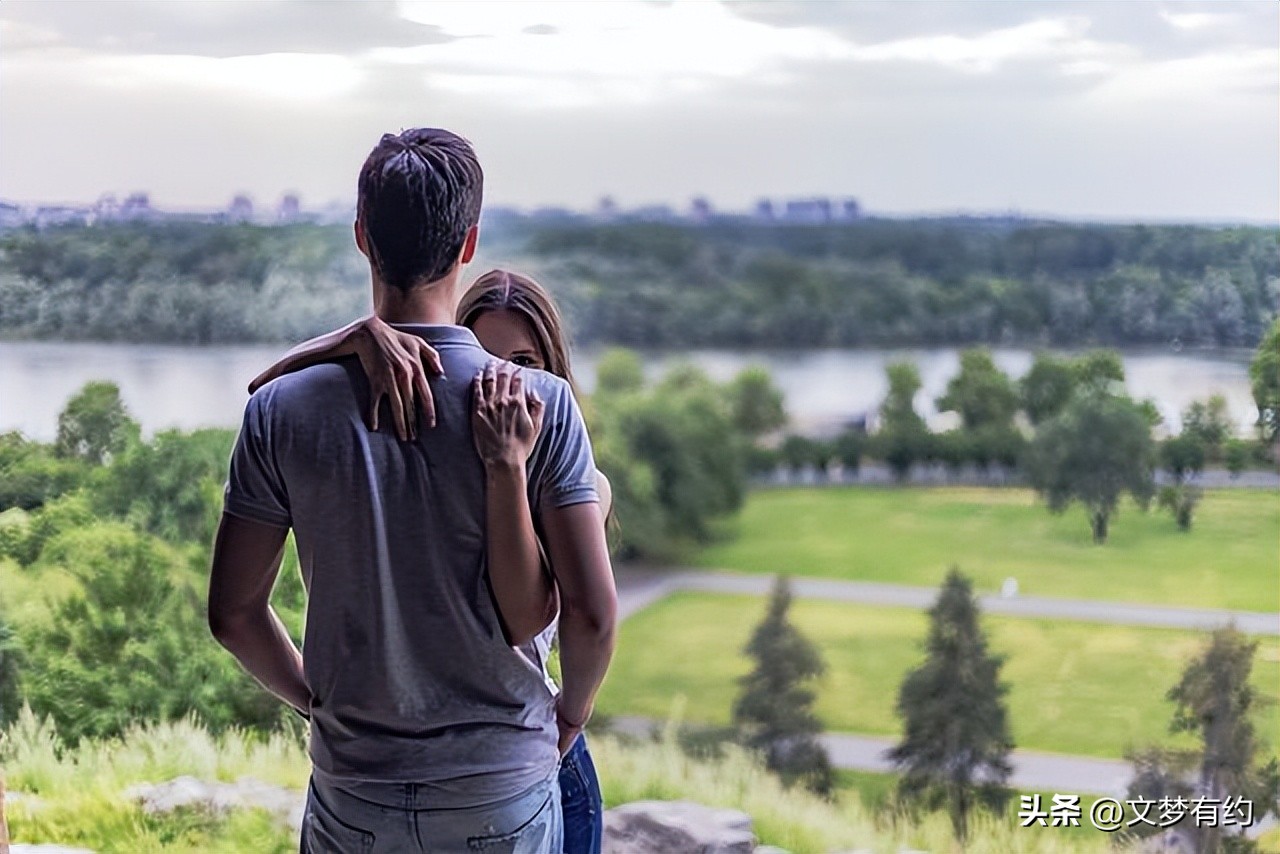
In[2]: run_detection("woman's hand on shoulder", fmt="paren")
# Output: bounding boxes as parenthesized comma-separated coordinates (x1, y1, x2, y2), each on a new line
(352, 316, 444, 441)
(472, 360, 544, 469)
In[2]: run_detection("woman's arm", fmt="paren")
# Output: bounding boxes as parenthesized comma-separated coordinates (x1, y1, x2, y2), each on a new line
(249, 315, 443, 441)
(472, 362, 556, 646)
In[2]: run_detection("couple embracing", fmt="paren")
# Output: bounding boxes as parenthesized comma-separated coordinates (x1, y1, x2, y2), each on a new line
(208, 128, 618, 853)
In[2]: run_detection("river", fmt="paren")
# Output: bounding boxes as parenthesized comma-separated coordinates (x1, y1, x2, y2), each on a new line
(0, 341, 1258, 442)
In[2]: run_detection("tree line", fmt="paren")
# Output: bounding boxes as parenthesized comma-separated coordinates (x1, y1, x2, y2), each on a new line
(1, 218, 1275, 348)
(759, 322, 1279, 543)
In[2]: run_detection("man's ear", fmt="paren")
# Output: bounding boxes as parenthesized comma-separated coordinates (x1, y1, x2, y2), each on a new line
(354, 218, 369, 258)
(460, 224, 479, 264)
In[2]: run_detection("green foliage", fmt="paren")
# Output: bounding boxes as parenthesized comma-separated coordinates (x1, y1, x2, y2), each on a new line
(1025, 389, 1157, 543)
(20, 523, 284, 744)
(778, 435, 830, 470)
(6, 220, 1274, 350)
(1160, 433, 1206, 484)
(1126, 628, 1280, 852)
(732, 576, 834, 796)
(1019, 352, 1077, 426)
(0, 607, 19, 727)
(0, 431, 89, 511)
(1249, 318, 1280, 445)
(92, 428, 234, 542)
(936, 348, 1018, 431)
(889, 568, 1013, 841)
(593, 347, 645, 396)
(1182, 395, 1232, 461)
(725, 366, 788, 440)
(1224, 439, 1250, 477)
(592, 359, 746, 553)
(54, 381, 140, 465)
(1157, 484, 1202, 531)
(877, 361, 930, 481)
(528, 219, 1278, 349)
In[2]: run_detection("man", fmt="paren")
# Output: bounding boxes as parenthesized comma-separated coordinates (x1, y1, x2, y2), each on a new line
(209, 128, 616, 853)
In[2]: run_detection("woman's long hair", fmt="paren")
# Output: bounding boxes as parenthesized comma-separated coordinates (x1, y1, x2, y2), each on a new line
(456, 269, 577, 393)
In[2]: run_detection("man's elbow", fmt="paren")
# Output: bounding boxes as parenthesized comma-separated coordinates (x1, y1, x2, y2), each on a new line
(208, 604, 248, 648)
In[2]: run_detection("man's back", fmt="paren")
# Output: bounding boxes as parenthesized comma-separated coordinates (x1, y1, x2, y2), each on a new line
(224, 324, 597, 807)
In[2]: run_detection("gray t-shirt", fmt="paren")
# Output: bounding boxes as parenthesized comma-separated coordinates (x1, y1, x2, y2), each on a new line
(223, 324, 597, 807)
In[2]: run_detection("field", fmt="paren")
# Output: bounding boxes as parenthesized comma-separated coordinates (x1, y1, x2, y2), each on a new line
(594, 592, 1280, 759)
(694, 487, 1280, 611)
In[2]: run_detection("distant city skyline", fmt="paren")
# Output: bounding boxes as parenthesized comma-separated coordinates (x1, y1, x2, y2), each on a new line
(1, 2, 1276, 224)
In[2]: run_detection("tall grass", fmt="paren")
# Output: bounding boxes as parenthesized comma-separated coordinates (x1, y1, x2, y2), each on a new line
(2, 708, 1138, 853)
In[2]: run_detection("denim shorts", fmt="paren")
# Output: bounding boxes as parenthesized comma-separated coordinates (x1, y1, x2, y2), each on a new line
(301, 770, 562, 853)
(558, 734, 603, 854)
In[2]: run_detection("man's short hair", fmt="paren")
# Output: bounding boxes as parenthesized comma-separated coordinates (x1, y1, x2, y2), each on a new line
(356, 128, 484, 292)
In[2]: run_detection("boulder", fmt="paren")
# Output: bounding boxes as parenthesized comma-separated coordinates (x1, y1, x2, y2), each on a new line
(603, 800, 755, 854)
(10, 847, 97, 854)
(123, 776, 303, 828)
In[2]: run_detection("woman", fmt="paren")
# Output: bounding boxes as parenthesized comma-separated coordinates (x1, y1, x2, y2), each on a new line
(250, 269, 608, 854)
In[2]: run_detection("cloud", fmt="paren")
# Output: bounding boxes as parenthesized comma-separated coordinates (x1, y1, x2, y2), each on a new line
(0, 0, 451, 57)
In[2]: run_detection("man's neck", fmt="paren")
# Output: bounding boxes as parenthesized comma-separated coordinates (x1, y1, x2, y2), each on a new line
(373, 273, 461, 326)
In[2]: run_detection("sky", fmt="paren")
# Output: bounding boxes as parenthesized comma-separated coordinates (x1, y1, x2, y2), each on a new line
(1, 1, 1276, 222)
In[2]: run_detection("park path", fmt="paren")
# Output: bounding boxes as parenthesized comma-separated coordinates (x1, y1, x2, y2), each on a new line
(614, 568, 1279, 635)
(608, 715, 1130, 796)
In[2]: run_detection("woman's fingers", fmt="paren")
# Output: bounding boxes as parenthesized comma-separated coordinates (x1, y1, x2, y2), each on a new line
(417, 339, 445, 377)
(385, 379, 411, 441)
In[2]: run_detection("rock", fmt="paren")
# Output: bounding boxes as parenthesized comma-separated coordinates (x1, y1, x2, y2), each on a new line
(5, 791, 45, 812)
(123, 776, 304, 826)
(603, 800, 755, 854)
(753, 846, 791, 854)
(10, 846, 97, 854)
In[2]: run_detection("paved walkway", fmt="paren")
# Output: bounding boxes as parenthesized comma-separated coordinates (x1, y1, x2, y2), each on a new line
(615, 568, 1279, 635)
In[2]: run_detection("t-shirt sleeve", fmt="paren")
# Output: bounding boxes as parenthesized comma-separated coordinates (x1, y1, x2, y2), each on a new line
(223, 394, 292, 528)
(530, 379, 599, 511)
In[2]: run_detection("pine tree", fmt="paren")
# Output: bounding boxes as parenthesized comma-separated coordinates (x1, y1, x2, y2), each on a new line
(1166, 626, 1280, 853)
(732, 575, 834, 796)
(889, 567, 1014, 841)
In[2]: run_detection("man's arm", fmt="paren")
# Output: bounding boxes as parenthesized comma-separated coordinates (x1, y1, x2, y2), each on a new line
(541, 500, 617, 755)
(208, 512, 310, 716)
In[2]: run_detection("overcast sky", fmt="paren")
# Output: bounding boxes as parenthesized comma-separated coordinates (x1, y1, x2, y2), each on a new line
(1, 1, 1276, 222)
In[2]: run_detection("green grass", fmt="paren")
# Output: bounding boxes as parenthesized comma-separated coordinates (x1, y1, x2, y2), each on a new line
(694, 487, 1280, 611)
(594, 592, 1280, 759)
(1, 710, 1137, 854)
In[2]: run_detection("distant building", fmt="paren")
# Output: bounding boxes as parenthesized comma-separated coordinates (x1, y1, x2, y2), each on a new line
(595, 195, 619, 220)
(228, 194, 254, 223)
(841, 198, 861, 221)
(92, 194, 120, 223)
(628, 204, 676, 222)
(34, 205, 90, 228)
(783, 198, 832, 224)
(277, 193, 301, 223)
(754, 199, 775, 221)
(689, 196, 713, 223)
(0, 201, 25, 229)
(120, 193, 154, 221)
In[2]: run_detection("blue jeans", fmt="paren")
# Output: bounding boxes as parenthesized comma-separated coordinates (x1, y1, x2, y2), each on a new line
(301, 771, 561, 853)
(558, 734, 602, 854)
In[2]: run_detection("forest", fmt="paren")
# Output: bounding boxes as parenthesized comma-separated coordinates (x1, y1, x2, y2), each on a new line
(1, 217, 1275, 349)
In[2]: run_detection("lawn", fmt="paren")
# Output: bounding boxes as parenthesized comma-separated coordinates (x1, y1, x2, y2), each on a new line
(693, 487, 1280, 611)
(594, 592, 1280, 759)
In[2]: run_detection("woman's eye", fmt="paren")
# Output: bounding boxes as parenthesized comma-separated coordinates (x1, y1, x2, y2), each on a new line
(510, 356, 536, 367)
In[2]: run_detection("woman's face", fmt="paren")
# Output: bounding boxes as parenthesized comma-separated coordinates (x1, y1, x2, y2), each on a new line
(470, 308, 546, 370)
